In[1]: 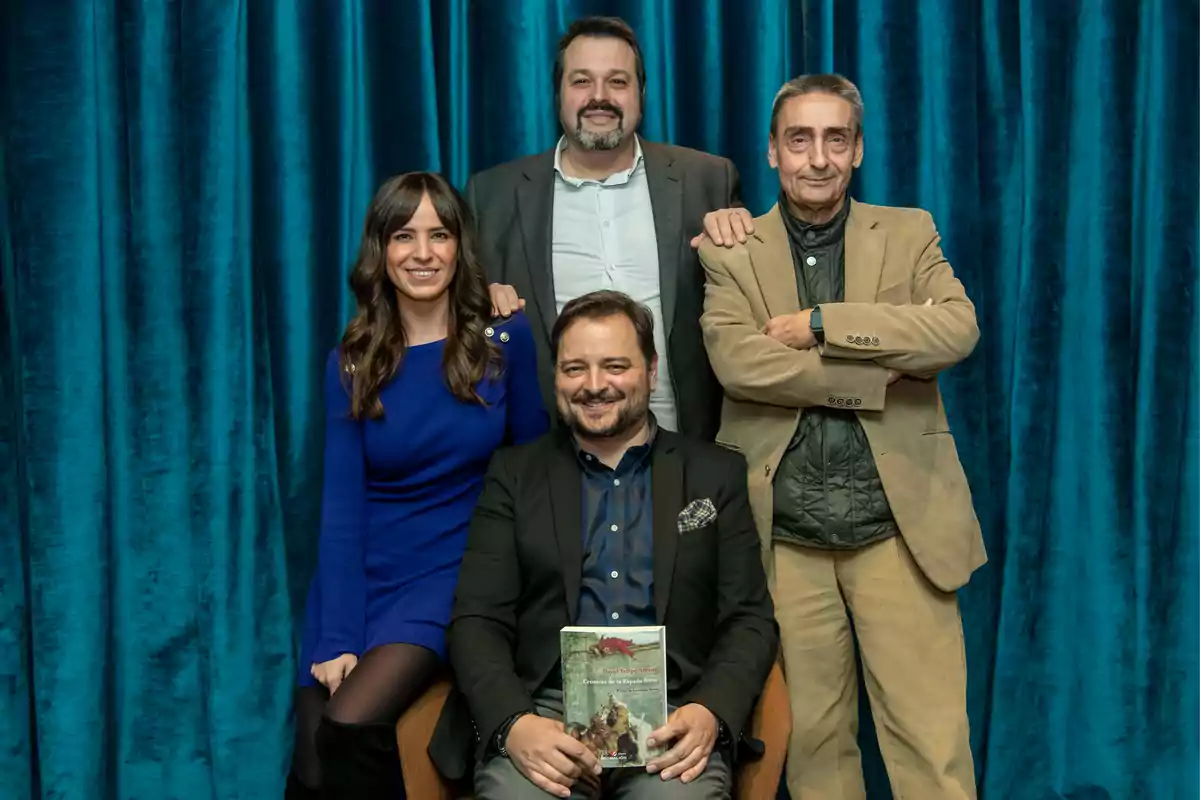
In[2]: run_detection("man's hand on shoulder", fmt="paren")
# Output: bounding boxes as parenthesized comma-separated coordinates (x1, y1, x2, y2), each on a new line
(690, 207, 755, 249)
(488, 283, 525, 318)
(764, 309, 818, 350)
(503, 714, 601, 798)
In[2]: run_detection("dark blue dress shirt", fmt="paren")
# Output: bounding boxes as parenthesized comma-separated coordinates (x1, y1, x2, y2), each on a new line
(574, 424, 658, 628)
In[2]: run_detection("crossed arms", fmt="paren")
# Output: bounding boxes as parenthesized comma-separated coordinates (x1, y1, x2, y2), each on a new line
(699, 210, 979, 412)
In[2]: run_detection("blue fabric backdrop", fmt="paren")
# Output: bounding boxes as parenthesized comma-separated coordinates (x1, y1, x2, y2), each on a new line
(2, 1, 1196, 798)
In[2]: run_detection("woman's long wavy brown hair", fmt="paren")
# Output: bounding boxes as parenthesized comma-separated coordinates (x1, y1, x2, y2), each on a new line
(339, 172, 501, 419)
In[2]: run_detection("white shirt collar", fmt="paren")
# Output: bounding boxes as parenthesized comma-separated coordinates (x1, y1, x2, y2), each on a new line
(553, 135, 644, 187)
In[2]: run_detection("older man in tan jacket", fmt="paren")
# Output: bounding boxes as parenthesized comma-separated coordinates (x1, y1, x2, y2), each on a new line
(698, 74, 984, 800)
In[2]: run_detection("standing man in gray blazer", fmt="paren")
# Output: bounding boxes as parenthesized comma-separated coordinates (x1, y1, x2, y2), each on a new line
(470, 15, 752, 441)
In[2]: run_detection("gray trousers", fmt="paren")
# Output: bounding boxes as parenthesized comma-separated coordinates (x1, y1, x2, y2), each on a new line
(474, 689, 732, 800)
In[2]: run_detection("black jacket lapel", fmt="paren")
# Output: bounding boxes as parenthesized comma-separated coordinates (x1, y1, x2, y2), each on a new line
(547, 437, 583, 622)
(643, 141, 682, 341)
(651, 439, 683, 622)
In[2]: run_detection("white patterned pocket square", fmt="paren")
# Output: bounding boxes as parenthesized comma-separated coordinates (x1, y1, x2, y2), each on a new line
(677, 498, 717, 533)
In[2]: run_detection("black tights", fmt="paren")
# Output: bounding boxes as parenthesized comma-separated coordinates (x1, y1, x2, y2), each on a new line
(290, 643, 440, 792)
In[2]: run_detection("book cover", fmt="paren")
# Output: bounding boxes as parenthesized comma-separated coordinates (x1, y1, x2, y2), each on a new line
(559, 625, 669, 769)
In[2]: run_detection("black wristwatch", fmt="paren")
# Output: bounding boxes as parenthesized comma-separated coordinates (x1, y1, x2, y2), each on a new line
(810, 305, 825, 344)
(495, 712, 528, 758)
(716, 719, 731, 746)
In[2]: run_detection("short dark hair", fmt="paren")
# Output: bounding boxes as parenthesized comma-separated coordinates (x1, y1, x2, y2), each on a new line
(553, 16, 646, 97)
(551, 290, 656, 366)
(769, 73, 865, 138)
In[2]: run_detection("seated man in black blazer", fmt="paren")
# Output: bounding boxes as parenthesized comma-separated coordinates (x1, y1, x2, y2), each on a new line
(429, 290, 778, 799)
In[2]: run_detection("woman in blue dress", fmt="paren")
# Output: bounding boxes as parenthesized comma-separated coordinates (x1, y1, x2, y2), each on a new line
(286, 171, 548, 798)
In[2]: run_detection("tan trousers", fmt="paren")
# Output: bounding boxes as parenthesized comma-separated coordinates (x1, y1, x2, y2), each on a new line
(773, 536, 976, 800)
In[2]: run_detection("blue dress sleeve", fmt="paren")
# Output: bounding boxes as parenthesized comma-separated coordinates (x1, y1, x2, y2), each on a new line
(501, 312, 550, 444)
(312, 350, 367, 663)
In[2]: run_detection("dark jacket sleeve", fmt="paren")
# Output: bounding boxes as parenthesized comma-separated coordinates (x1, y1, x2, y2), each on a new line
(445, 448, 537, 747)
(465, 173, 480, 216)
(464, 171, 507, 285)
(682, 451, 779, 740)
(724, 158, 744, 210)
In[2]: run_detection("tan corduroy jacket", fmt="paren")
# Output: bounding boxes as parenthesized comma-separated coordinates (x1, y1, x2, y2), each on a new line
(699, 200, 986, 592)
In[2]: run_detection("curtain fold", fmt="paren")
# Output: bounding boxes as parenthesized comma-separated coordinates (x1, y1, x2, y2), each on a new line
(2, 1, 1195, 798)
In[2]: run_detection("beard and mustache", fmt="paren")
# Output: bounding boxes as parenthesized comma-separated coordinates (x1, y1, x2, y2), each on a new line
(558, 384, 649, 440)
(569, 100, 627, 151)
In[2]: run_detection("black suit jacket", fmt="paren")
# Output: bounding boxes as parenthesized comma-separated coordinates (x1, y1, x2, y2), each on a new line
(428, 429, 779, 781)
(465, 140, 742, 441)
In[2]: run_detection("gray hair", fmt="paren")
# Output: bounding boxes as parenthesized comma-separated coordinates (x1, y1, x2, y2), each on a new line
(769, 74, 864, 137)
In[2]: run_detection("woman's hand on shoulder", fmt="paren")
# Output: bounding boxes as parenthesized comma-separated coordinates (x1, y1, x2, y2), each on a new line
(311, 653, 358, 694)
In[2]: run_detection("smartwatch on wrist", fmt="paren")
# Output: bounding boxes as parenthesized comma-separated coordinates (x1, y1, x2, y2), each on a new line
(810, 305, 825, 344)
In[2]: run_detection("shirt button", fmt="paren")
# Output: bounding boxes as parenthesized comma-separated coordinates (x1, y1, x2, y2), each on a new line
(610, 570, 619, 579)
(613, 479, 620, 487)
(806, 255, 817, 266)
(610, 524, 619, 532)
(611, 612, 620, 620)
(603, 221, 610, 227)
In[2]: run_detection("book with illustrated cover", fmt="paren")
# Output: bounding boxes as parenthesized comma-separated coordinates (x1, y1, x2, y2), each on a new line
(559, 625, 668, 769)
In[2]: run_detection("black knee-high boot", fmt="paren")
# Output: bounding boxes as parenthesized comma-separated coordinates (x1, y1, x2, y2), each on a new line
(314, 716, 405, 799)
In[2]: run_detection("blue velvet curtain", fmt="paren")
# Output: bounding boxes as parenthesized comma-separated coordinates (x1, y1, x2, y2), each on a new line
(2, 1, 1195, 798)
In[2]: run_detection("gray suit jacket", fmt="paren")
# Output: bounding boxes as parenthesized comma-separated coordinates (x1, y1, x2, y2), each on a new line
(465, 140, 742, 441)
